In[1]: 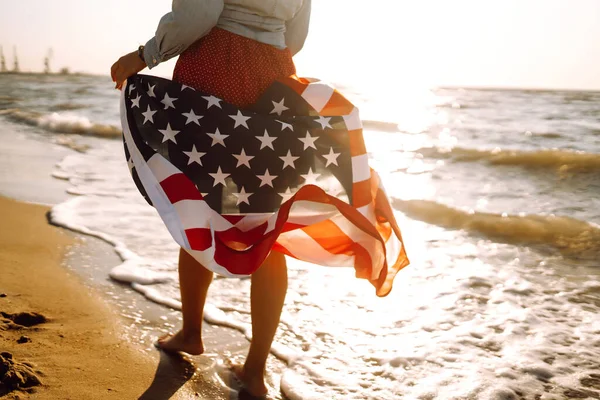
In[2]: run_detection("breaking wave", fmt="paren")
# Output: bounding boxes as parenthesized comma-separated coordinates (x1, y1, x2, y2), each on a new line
(50, 102, 88, 111)
(393, 198, 600, 259)
(417, 146, 600, 172)
(0, 109, 121, 138)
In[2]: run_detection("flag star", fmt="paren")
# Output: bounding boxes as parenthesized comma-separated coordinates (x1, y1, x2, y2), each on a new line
(147, 84, 156, 97)
(229, 110, 251, 129)
(232, 187, 253, 206)
(316, 116, 332, 129)
(158, 123, 180, 144)
(183, 144, 206, 165)
(270, 98, 289, 116)
(279, 150, 299, 169)
(182, 109, 203, 125)
(209, 166, 230, 187)
(257, 169, 277, 188)
(181, 84, 194, 91)
(278, 187, 294, 203)
(128, 84, 136, 94)
(131, 95, 141, 108)
(298, 132, 319, 150)
(256, 130, 277, 150)
(233, 148, 254, 168)
(202, 95, 222, 109)
(322, 147, 341, 167)
(300, 168, 321, 185)
(127, 157, 135, 172)
(161, 92, 178, 110)
(206, 128, 228, 147)
(141, 105, 156, 124)
(277, 120, 294, 131)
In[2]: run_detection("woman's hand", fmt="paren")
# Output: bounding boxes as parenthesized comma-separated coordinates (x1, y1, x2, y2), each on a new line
(111, 51, 146, 90)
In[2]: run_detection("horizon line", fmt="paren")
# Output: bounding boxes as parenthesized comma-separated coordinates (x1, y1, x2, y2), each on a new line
(2, 70, 599, 93)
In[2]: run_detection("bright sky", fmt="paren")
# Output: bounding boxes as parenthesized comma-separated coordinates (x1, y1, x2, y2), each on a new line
(1, 0, 599, 90)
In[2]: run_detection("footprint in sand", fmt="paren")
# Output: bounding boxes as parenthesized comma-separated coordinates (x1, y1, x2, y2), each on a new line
(0, 352, 42, 396)
(0, 312, 47, 329)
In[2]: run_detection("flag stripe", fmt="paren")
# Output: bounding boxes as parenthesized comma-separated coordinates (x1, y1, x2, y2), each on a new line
(147, 153, 179, 182)
(276, 228, 356, 267)
(301, 82, 335, 112)
(348, 129, 367, 157)
(351, 154, 371, 183)
(321, 90, 355, 117)
(343, 108, 363, 131)
(160, 173, 204, 203)
(185, 228, 213, 251)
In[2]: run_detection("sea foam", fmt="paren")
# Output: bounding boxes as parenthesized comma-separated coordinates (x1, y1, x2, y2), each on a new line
(1, 109, 121, 138)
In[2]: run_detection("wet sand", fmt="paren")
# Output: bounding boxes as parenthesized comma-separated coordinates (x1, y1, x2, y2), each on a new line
(0, 196, 201, 399)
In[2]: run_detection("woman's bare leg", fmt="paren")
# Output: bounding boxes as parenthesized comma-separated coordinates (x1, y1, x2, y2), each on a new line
(233, 251, 288, 396)
(157, 248, 213, 355)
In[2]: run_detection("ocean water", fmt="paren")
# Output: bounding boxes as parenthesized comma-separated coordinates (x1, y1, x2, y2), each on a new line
(1, 73, 599, 399)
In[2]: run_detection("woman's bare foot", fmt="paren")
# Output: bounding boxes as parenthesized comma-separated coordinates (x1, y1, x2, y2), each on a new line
(231, 363, 268, 398)
(155, 330, 204, 355)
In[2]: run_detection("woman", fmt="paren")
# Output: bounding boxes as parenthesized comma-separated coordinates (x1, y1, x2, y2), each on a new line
(111, 0, 407, 397)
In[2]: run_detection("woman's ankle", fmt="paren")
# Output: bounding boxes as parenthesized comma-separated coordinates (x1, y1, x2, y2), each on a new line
(242, 362, 266, 380)
(181, 326, 202, 340)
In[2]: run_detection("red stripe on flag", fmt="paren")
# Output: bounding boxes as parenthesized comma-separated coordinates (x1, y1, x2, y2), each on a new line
(280, 221, 307, 233)
(348, 129, 367, 157)
(216, 223, 268, 250)
(352, 178, 373, 209)
(320, 90, 354, 117)
(301, 220, 373, 279)
(185, 228, 212, 251)
(160, 173, 203, 203)
(279, 75, 310, 96)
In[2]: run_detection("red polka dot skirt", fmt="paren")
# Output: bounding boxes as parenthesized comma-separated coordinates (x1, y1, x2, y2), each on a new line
(173, 28, 297, 109)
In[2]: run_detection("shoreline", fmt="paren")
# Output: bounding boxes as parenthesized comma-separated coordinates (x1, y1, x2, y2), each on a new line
(0, 196, 167, 398)
(0, 195, 243, 399)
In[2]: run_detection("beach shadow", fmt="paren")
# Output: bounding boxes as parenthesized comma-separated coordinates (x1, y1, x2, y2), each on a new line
(138, 351, 195, 400)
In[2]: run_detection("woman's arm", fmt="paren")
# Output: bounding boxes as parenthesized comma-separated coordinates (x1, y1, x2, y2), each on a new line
(111, 0, 224, 89)
(284, 0, 311, 56)
(144, 0, 224, 69)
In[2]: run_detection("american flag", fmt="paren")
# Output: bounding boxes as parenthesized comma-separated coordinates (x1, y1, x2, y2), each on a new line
(121, 74, 408, 296)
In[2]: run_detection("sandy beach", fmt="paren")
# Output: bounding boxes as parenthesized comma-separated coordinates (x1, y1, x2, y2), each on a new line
(0, 195, 204, 399)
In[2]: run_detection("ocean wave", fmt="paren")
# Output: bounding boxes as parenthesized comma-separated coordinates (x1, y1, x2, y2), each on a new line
(53, 135, 90, 153)
(417, 146, 600, 172)
(0, 108, 121, 138)
(436, 102, 466, 109)
(0, 95, 20, 103)
(563, 93, 597, 102)
(50, 103, 88, 111)
(393, 198, 600, 259)
(533, 132, 562, 139)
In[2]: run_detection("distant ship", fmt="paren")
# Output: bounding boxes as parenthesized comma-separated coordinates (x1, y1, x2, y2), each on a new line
(44, 48, 53, 74)
(13, 46, 20, 73)
(0, 46, 7, 73)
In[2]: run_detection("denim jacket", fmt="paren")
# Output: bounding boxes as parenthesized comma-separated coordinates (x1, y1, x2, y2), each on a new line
(143, 0, 311, 69)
